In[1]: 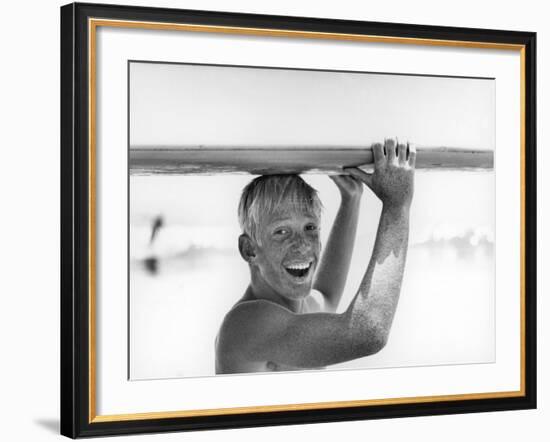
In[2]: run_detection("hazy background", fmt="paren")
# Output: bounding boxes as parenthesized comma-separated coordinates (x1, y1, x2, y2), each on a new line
(129, 62, 495, 380)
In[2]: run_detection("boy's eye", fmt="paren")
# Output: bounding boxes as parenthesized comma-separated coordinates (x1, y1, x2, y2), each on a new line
(274, 228, 289, 236)
(305, 224, 318, 232)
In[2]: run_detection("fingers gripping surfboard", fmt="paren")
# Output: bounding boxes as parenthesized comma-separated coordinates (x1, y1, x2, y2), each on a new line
(129, 145, 494, 176)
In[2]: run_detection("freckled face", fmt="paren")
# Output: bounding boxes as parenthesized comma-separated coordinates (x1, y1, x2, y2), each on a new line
(253, 209, 321, 301)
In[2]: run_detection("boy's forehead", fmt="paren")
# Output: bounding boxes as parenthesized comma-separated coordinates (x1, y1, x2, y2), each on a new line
(262, 207, 320, 225)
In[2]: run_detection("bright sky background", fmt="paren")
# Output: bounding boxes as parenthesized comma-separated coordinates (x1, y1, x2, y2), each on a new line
(130, 61, 495, 150)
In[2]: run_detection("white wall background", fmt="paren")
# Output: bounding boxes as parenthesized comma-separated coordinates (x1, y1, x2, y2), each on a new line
(0, 0, 546, 440)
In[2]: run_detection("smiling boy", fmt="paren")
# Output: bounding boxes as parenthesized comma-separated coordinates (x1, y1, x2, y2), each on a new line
(215, 138, 415, 374)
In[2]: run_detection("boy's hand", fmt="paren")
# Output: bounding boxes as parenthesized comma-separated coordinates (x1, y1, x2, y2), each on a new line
(345, 138, 415, 211)
(329, 175, 363, 203)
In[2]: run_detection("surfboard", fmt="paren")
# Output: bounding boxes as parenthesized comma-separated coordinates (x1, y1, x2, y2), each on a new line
(129, 145, 493, 175)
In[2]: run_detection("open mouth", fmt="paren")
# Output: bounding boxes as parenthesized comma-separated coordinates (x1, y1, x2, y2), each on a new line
(284, 262, 313, 278)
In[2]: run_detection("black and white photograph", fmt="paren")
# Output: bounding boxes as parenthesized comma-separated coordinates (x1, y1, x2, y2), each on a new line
(128, 61, 495, 380)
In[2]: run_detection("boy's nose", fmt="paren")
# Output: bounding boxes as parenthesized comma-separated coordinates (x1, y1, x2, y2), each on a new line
(291, 234, 313, 252)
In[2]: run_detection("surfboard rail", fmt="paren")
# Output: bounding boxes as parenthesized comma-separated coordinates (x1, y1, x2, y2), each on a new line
(129, 145, 494, 175)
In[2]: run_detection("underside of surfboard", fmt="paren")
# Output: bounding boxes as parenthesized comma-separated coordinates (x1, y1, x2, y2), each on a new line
(129, 145, 494, 176)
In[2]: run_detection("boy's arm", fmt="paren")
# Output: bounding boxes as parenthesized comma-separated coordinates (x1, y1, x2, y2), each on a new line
(313, 176, 362, 312)
(219, 139, 415, 370)
(343, 139, 414, 356)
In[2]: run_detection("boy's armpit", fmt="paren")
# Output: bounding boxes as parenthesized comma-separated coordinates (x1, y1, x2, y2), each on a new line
(216, 299, 376, 370)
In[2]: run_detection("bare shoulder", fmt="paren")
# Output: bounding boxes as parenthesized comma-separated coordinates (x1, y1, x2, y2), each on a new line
(219, 292, 322, 341)
(218, 299, 291, 343)
(215, 300, 292, 373)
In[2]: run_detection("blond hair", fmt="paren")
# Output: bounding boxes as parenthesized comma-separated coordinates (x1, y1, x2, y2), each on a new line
(238, 175, 322, 242)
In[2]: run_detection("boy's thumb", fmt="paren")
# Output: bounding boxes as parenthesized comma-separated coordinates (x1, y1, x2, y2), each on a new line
(344, 167, 373, 189)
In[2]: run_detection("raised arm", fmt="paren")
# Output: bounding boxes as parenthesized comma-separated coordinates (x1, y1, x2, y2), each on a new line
(217, 139, 414, 371)
(313, 176, 363, 312)
(343, 138, 415, 355)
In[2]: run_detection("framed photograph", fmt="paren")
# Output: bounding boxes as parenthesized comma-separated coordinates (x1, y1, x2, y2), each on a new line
(60, 2, 536, 438)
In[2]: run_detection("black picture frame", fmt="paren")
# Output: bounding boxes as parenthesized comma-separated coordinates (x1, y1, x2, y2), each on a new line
(61, 2, 537, 438)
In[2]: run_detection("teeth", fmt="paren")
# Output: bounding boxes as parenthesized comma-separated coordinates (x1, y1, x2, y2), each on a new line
(286, 263, 311, 270)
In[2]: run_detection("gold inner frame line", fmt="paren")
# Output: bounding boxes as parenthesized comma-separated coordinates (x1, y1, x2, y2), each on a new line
(88, 17, 527, 423)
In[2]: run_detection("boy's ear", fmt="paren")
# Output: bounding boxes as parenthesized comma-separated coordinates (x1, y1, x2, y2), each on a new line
(238, 234, 256, 263)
